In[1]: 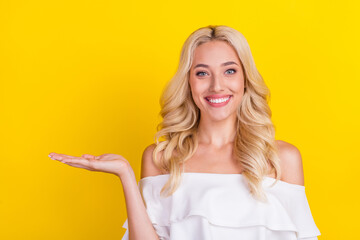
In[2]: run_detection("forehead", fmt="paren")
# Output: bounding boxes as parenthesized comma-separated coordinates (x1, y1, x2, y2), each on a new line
(192, 40, 240, 64)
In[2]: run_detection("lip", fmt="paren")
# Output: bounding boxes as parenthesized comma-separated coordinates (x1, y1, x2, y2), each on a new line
(204, 95, 232, 108)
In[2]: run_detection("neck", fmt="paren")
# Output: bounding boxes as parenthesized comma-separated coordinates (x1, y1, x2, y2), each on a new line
(196, 113, 238, 148)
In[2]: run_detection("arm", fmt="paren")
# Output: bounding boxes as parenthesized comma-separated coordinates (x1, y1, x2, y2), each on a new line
(48, 152, 159, 240)
(276, 141, 319, 239)
(276, 140, 305, 186)
(119, 143, 163, 240)
(118, 167, 159, 240)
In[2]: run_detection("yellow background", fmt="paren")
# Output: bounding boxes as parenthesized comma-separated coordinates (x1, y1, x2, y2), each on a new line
(1, 0, 359, 239)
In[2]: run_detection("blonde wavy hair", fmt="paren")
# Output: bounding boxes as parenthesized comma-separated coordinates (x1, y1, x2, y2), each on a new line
(152, 25, 281, 202)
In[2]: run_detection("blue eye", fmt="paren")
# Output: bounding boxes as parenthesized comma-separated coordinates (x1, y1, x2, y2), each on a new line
(226, 69, 236, 74)
(196, 71, 207, 76)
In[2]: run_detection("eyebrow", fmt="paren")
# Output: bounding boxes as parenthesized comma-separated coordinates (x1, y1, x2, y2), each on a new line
(193, 61, 239, 69)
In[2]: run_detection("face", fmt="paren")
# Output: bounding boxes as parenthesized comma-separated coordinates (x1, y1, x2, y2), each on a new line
(189, 40, 245, 122)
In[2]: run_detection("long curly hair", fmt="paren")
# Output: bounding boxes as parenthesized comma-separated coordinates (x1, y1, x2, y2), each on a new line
(152, 25, 281, 202)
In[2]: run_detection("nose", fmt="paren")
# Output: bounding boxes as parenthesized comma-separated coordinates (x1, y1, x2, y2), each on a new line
(209, 73, 224, 92)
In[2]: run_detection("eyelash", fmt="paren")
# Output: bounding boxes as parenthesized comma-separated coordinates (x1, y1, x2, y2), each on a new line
(195, 69, 237, 76)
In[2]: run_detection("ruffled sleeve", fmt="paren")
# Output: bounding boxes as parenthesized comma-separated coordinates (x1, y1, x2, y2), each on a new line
(263, 178, 321, 239)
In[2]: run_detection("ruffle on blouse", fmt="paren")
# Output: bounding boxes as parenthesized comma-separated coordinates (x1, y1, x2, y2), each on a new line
(121, 173, 321, 240)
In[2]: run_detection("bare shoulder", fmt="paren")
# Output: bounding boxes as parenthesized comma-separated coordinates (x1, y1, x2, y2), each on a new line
(141, 143, 165, 179)
(275, 140, 305, 186)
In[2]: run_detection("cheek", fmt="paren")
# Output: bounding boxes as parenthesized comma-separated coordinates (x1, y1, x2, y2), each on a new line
(189, 79, 206, 97)
(227, 80, 245, 108)
(229, 79, 244, 93)
(189, 80, 206, 108)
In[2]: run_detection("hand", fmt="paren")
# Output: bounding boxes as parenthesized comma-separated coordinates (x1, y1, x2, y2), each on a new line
(48, 152, 132, 177)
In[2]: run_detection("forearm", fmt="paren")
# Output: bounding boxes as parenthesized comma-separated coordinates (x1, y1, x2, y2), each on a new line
(119, 168, 159, 240)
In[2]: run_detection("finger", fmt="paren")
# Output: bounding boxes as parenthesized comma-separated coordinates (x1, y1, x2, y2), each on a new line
(82, 154, 96, 160)
(49, 154, 63, 161)
(61, 157, 91, 166)
(49, 153, 79, 160)
(64, 162, 93, 171)
(96, 153, 119, 161)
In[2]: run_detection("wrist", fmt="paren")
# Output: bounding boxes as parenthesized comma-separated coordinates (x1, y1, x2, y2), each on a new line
(116, 164, 135, 181)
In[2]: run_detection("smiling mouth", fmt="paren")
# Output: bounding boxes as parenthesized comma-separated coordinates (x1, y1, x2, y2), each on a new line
(205, 95, 232, 104)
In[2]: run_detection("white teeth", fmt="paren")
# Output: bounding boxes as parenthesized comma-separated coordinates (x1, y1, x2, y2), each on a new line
(207, 96, 230, 103)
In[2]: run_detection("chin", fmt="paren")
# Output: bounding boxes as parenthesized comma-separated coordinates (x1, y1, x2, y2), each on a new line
(203, 112, 234, 122)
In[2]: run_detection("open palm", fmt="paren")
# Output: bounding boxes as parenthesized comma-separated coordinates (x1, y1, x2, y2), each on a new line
(48, 152, 131, 177)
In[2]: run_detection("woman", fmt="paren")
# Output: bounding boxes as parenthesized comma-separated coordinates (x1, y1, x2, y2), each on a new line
(49, 25, 321, 240)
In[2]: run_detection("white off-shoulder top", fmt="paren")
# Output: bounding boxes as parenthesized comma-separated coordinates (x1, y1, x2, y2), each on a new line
(121, 172, 321, 240)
